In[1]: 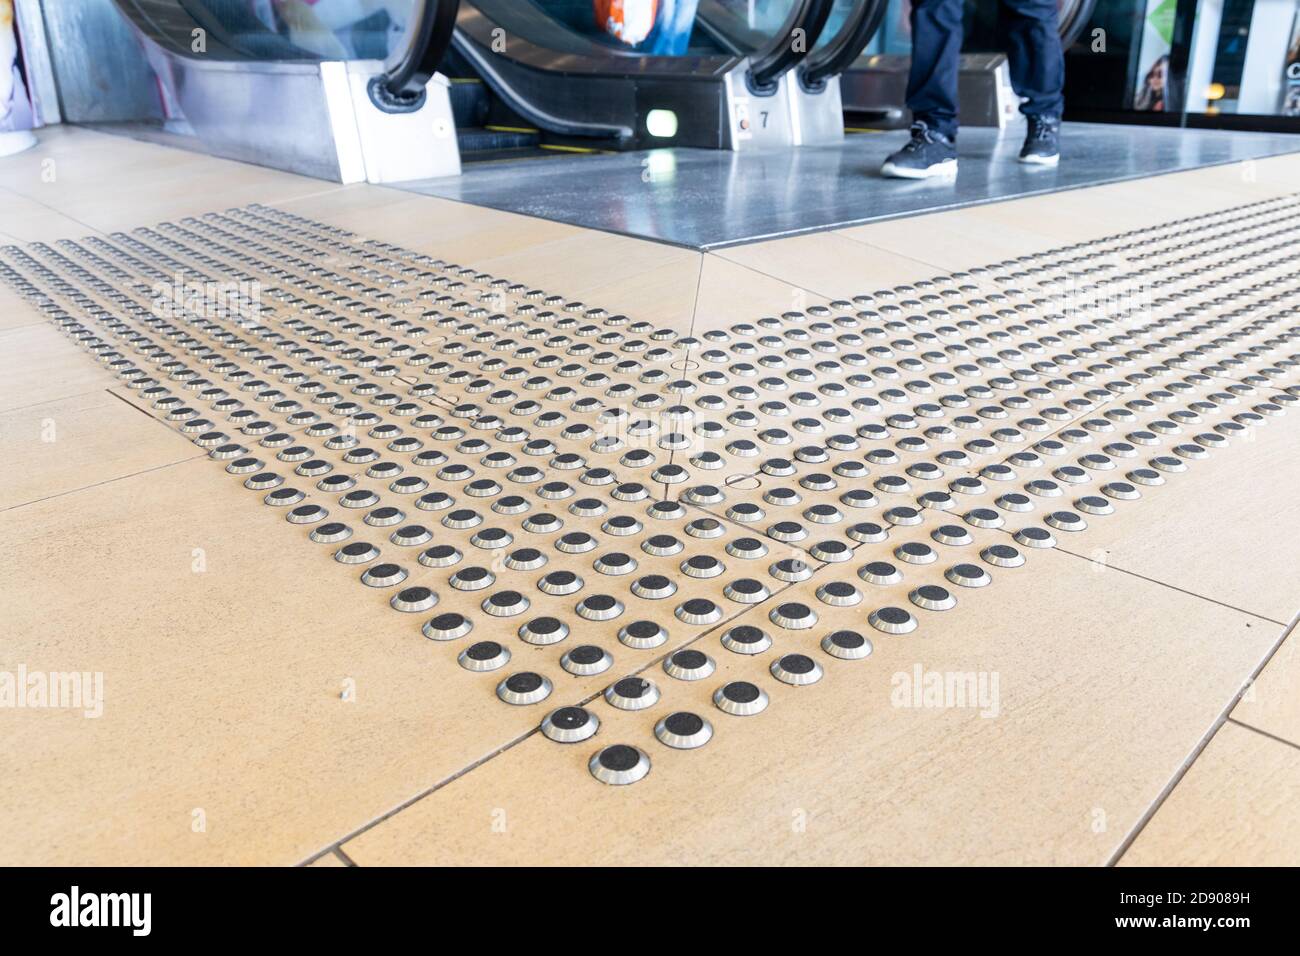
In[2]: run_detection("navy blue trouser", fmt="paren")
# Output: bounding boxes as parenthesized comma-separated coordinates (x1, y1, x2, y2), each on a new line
(905, 0, 1065, 139)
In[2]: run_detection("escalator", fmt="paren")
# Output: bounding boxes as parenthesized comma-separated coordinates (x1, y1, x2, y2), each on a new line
(693, 0, 1099, 127)
(105, 0, 463, 181)
(445, 0, 844, 158)
(105, 0, 852, 173)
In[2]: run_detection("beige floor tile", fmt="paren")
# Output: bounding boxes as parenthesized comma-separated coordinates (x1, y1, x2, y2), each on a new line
(1118, 721, 1300, 866)
(0, 458, 590, 865)
(271, 182, 585, 265)
(0, 286, 44, 331)
(1, 128, 344, 232)
(342, 548, 1280, 866)
(836, 209, 1061, 273)
(715, 231, 945, 301)
(691, 253, 835, 334)
(1047, 411, 1300, 625)
(0, 188, 99, 243)
(471, 230, 700, 318)
(0, 390, 201, 511)
(1231, 627, 1300, 745)
(0, 324, 116, 414)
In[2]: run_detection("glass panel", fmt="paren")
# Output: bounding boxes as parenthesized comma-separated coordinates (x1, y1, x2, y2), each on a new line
(532, 0, 716, 54)
(1183, 0, 1300, 119)
(184, 0, 418, 60)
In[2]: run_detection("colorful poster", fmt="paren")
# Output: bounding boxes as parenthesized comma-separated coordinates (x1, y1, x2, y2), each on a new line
(1133, 0, 1176, 111)
(1282, 6, 1300, 116)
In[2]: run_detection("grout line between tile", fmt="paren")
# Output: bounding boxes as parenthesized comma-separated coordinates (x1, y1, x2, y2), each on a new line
(1225, 716, 1300, 753)
(1107, 609, 1300, 866)
(1046, 541, 1288, 626)
(0, 452, 208, 514)
(332, 846, 359, 867)
(0, 387, 108, 414)
(831, 230, 971, 278)
(703, 249, 838, 303)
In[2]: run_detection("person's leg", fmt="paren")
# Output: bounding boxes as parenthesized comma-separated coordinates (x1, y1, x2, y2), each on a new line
(905, 0, 964, 140)
(1001, 0, 1065, 121)
(881, 0, 962, 178)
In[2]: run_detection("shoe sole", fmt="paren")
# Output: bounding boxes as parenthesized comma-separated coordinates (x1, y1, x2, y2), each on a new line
(880, 159, 958, 180)
(1019, 153, 1059, 166)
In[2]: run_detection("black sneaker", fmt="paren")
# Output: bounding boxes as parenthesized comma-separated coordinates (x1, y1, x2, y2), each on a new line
(880, 122, 957, 179)
(1019, 115, 1060, 166)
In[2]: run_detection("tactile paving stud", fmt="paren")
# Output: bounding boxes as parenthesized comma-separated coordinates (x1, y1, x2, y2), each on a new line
(589, 744, 650, 785)
(519, 616, 569, 645)
(663, 649, 716, 681)
(654, 711, 713, 750)
(771, 653, 824, 686)
(1013, 526, 1056, 549)
(869, 606, 917, 635)
(631, 574, 677, 599)
(577, 594, 624, 621)
(459, 640, 510, 672)
(561, 644, 614, 677)
(497, 671, 552, 706)
(769, 601, 817, 629)
(909, 584, 956, 611)
(361, 563, 407, 587)
(310, 522, 352, 544)
(541, 705, 599, 744)
(419, 544, 462, 568)
(287, 503, 328, 525)
(816, 581, 861, 607)
(713, 681, 769, 716)
(604, 676, 660, 711)
(336, 541, 379, 565)
(449, 565, 494, 590)
(821, 630, 873, 660)
(858, 561, 902, 586)
(391, 585, 437, 612)
(1045, 511, 1088, 532)
(721, 624, 772, 655)
(676, 598, 722, 625)
(618, 620, 667, 649)
(482, 589, 530, 618)
(423, 612, 473, 641)
(945, 563, 991, 588)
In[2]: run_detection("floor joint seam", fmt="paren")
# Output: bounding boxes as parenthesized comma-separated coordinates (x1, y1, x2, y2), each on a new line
(1224, 717, 1300, 753)
(0, 452, 208, 514)
(703, 250, 838, 303)
(1047, 543, 1287, 626)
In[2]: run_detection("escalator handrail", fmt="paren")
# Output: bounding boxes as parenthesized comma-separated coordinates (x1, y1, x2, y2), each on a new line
(449, 30, 634, 142)
(801, 0, 888, 90)
(382, 0, 460, 97)
(1059, 0, 1099, 50)
(748, 0, 836, 92)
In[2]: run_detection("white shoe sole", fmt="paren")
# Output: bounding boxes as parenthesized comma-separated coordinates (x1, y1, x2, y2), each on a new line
(880, 159, 958, 180)
(1019, 152, 1059, 166)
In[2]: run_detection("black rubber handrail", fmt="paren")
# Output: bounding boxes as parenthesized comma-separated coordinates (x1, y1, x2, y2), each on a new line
(747, 0, 835, 93)
(801, 0, 887, 90)
(1060, 0, 1100, 49)
(380, 0, 460, 100)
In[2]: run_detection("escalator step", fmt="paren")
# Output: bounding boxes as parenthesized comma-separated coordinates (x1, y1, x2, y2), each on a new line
(457, 127, 542, 154)
(449, 79, 490, 129)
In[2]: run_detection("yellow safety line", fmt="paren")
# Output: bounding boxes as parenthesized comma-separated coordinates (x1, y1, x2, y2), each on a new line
(844, 127, 886, 134)
(539, 144, 600, 154)
(485, 124, 540, 134)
